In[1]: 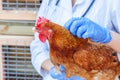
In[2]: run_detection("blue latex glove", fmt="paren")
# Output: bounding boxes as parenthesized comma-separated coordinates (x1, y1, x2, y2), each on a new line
(49, 65, 85, 80)
(64, 17, 112, 43)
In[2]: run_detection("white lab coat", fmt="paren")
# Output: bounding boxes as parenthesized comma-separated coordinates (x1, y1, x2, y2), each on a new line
(30, 0, 120, 80)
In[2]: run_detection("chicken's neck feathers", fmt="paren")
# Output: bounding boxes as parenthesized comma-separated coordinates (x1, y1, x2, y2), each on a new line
(45, 22, 88, 51)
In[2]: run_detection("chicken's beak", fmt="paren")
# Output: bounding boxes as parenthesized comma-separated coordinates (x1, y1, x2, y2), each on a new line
(32, 27, 36, 32)
(32, 27, 42, 33)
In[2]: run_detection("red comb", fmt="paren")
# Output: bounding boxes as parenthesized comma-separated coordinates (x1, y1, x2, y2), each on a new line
(35, 17, 49, 29)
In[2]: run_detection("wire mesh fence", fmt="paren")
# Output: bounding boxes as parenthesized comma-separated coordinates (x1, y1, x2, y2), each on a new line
(0, 0, 41, 21)
(0, 0, 43, 80)
(2, 45, 42, 80)
(0, 36, 43, 80)
(2, 0, 41, 11)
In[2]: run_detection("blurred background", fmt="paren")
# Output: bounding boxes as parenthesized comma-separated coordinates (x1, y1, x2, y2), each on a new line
(0, 0, 43, 80)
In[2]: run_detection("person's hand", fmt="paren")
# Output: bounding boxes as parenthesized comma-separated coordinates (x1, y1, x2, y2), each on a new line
(49, 65, 85, 80)
(64, 17, 112, 43)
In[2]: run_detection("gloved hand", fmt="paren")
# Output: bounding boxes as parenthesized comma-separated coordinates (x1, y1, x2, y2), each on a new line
(64, 17, 112, 43)
(49, 65, 84, 80)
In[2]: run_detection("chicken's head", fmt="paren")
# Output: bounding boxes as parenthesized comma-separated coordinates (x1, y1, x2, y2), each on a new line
(34, 17, 53, 43)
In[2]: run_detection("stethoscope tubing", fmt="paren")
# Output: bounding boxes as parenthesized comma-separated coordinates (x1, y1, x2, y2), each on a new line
(82, 0, 95, 17)
(48, 0, 60, 6)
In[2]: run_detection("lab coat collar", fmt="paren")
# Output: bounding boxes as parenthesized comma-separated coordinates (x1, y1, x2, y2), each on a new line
(59, 0, 85, 9)
(58, 0, 94, 16)
(74, 0, 95, 17)
(46, 0, 95, 17)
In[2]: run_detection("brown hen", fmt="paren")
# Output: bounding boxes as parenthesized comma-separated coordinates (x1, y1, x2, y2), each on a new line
(35, 17, 120, 80)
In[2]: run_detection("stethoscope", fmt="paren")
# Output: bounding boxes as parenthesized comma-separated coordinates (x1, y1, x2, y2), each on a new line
(48, 0, 95, 17)
(48, 0, 60, 6)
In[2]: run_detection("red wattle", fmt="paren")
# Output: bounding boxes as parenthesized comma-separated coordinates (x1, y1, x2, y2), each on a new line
(39, 33, 47, 43)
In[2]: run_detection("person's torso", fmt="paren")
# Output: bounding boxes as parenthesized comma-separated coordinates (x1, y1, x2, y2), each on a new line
(38, 0, 115, 30)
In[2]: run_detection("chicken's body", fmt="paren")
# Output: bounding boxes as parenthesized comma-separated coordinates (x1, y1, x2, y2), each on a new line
(35, 17, 120, 80)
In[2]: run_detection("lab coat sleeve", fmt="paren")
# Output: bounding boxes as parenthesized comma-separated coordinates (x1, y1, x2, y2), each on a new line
(30, 32, 50, 77)
(110, 0, 120, 33)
